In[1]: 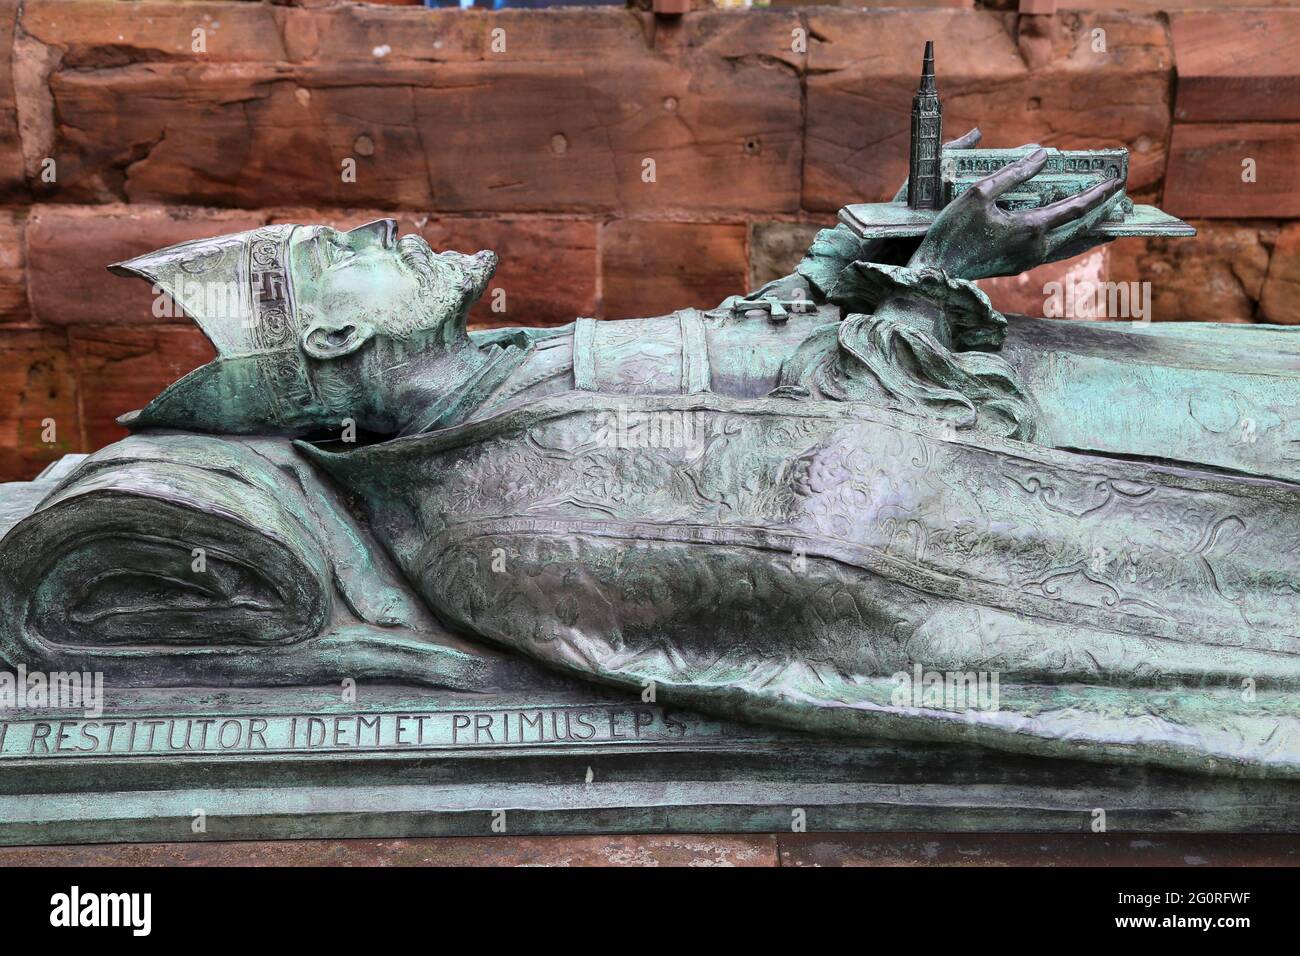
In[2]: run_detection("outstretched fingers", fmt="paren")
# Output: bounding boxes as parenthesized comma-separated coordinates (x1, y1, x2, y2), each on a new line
(974, 147, 1049, 201)
(945, 127, 982, 150)
(1045, 184, 1126, 261)
(1024, 176, 1125, 232)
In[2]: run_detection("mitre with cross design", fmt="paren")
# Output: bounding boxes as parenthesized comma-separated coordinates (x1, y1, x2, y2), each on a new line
(108, 224, 331, 434)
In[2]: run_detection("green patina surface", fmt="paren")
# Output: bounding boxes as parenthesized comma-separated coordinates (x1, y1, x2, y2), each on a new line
(3, 685, 1299, 845)
(7, 57, 1300, 839)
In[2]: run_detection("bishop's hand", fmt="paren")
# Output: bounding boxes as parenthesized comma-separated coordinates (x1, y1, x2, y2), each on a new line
(909, 147, 1125, 281)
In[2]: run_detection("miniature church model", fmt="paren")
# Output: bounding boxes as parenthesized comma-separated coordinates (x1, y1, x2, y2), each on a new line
(837, 42, 1195, 241)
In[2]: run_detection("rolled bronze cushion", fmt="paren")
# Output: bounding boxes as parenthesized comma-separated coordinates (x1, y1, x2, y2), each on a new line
(0, 435, 333, 675)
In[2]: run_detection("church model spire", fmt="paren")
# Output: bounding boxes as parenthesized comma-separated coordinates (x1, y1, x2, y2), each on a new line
(906, 40, 943, 210)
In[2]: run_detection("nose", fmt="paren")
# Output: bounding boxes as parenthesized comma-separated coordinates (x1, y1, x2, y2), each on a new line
(465, 250, 498, 287)
(438, 249, 498, 294)
(347, 218, 397, 248)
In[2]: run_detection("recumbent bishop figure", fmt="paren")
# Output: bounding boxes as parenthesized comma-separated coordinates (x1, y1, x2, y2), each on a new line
(6, 58, 1300, 779)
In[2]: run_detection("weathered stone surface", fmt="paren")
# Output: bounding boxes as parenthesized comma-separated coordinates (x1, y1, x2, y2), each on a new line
(46, 63, 427, 209)
(1171, 10, 1300, 122)
(600, 219, 747, 319)
(0, 326, 78, 481)
(26, 205, 264, 327)
(34, 7, 801, 216)
(1261, 223, 1300, 325)
(14, 1, 289, 203)
(19, 0, 289, 64)
(68, 324, 215, 449)
(978, 248, 1110, 318)
(652, 6, 805, 71)
(771, 0, 972, 7)
(1164, 123, 1300, 219)
(1072, 0, 1300, 7)
(264, 207, 429, 237)
(0, 210, 28, 324)
(289, 6, 650, 64)
(748, 220, 824, 291)
(0, 0, 28, 199)
(803, 10, 1172, 211)
(1108, 220, 1275, 323)
(423, 218, 598, 328)
(0, 834, 780, 866)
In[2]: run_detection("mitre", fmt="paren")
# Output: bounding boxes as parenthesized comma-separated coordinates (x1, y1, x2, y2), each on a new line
(108, 225, 329, 434)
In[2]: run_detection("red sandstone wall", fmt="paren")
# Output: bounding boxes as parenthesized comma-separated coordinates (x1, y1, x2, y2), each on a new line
(0, 1, 1296, 480)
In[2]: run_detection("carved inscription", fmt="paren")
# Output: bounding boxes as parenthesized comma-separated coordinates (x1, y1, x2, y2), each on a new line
(0, 705, 742, 759)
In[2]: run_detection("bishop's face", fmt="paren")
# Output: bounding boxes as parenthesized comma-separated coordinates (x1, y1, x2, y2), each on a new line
(110, 218, 501, 436)
(289, 219, 498, 343)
